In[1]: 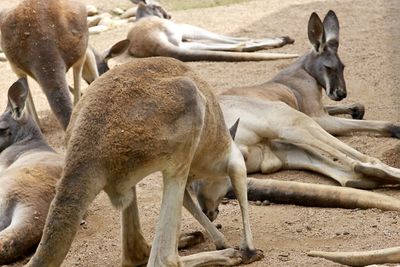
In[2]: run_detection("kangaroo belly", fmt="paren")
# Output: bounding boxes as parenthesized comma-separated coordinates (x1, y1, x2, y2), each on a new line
(243, 143, 283, 174)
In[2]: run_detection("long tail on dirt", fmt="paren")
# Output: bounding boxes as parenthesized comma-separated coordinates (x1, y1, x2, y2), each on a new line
(225, 177, 400, 211)
(153, 42, 298, 62)
(308, 246, 400, 266)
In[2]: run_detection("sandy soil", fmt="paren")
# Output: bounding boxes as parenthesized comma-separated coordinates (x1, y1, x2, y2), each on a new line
(0, 0, 399, 266)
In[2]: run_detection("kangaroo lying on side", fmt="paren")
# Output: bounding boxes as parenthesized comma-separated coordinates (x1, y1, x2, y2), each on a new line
(26, 57, 263, 267)
(223, 10, 400, 138)
(0, 78, 64, 265)
(220, 96, 400, 190)
(193, 96, 400, 266)
(0, 0, 129, 130)
(192, 95, 400, 222)
(125, 0, 298, 61)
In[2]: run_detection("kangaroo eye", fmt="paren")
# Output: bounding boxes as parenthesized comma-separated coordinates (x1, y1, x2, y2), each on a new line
(0, 126, 10, 135)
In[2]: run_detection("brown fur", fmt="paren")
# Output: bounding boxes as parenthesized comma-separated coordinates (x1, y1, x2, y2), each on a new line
(126, 16, 297, 62)
(28, 57, 261, 267)
(0, 152, 63, 265)
(0, 0, 89, 129)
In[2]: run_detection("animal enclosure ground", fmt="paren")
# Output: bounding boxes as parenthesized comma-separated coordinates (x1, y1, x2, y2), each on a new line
(0, 0, 399, 266)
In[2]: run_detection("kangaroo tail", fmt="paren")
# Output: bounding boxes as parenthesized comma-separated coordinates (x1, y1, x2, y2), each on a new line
(225, 178, 400, 211)
(308, 246, 400, 266)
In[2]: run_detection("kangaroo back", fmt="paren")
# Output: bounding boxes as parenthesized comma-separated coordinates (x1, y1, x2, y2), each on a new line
(1, 0, 87, 73)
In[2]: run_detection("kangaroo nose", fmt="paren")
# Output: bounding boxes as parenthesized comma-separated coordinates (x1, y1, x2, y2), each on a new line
(337, 90, 347, 99)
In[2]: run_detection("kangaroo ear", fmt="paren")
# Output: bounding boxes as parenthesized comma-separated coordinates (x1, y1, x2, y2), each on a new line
(104, 39, 130, 60)
(308, 12, 325, 52)
(8, 78, 29, 120)
(323, 10, 339, 50)
(229, 118, 240, 140)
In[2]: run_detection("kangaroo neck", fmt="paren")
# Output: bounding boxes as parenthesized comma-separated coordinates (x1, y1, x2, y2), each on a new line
(271, 51, 325, 115)
(0, 131, 53, 169)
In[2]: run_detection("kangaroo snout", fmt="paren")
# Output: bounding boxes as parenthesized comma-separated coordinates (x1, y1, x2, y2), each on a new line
(335, 89, 347, 100)
(202, 208, 219, 222)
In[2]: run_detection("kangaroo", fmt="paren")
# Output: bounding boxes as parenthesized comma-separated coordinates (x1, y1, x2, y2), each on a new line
(125, 0, 298, 61)
(220, 96, 400, 190)
(192, 95, 400, 222)
(0, 0, 95, 130)
(0, 78, 64, 265)
(222, 10, 400, 138)
(26, 57, 263, 267)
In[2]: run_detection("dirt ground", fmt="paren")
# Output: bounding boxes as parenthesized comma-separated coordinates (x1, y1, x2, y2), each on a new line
(0, 0, 399, 266)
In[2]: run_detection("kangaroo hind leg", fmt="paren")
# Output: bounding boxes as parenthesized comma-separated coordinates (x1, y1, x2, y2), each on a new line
(121, 186, 150, 267)
(26, 167, 106, 267)
(0, 204, 44, 265)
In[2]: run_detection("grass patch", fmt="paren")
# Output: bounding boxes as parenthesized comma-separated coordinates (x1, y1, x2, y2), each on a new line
(160, 0, 251, 11)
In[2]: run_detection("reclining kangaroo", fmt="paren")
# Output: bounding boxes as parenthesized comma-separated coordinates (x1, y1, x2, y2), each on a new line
(26, 57, 263, 267)
(126, 0, 298, 61)
(196, 96, 400, 266)
(223, 10, 400, 138)
(191, 95, 400, 220)
(0, 78, 64, 265)
(0, 0, 129, 130)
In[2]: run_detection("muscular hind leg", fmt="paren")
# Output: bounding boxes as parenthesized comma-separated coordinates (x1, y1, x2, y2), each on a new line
(121, 186, 150, 267)
(0, 204, 45, 265)
(179, 24, 249, 44)
(26, 168, 106, 267)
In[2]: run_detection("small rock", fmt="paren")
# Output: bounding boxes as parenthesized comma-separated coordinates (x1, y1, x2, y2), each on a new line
(278, 252, 290, 261)
(262, 200, 270, 206)
(306, 225, 312, 231)
(86, 5, 98, 16)
(343, 231, 350, 235)
(372, 224, 377, 228)
(216, 224, 222, 229)
(255, 200, 262, 206)
(296, 229, 302, 233)
(80, 219, 86, 225)
(121, 7, 137, 19)
(89, 25, 109, 35)
(87, 16, 102, 27)
(112, 8, 125, 15)
(221, 198, 229, 205)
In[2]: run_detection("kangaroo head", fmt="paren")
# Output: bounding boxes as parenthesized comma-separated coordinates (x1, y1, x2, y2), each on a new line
(193, 119, 241, 222)
(305, 10, 346, 101)
(0, 78, 38, 152)
(83, 39, 131, 84)
(192, 177, 230, 222)
(133, 0, 171, 20)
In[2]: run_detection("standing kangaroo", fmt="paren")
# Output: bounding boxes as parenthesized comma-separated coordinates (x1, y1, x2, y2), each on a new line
(26, 57, 263, 267)
(223, 10, 400, 138)
(126, 0, 298, 61)
(0, 0, 92, 130)
(0, 78, 63, 264)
